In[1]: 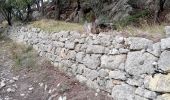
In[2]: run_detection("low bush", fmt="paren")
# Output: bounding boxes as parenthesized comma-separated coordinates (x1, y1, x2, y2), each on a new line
(114, 10, 150, 28)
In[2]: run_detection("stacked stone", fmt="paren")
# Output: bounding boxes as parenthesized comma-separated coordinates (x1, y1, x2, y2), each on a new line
(7, 26, 170, 100)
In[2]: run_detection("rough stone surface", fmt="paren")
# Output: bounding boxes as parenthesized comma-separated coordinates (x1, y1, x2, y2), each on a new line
(76, 75, 87, 83)
(112, 84, 136, 100)
(7, 26, 170, 100)
(147, 42, 161, 57)
(76, 52, 85, 63)
(148, 74, 170, 93)
(161, 38, 170, 50)
(115, 36, 124, 44)
(86, 70, 99, 80)
(156, 94, 170, 100)
(125, 51, 157, 76)
(109, 70, 127, 80)
(134, 95, 148, 100)
(86, 45, 105, 54)
(109, 48, 119, 55)
(101, 55, 126, 70)
(126, 37, 153, 50)
(135, 87, 157, 99)
(83, 54, 100, 70)
(98, 69, 109, 78)
(65, 41, 75, 49)
(76, 64, 85, 74)
(158, 51, 170, 72)
(126, 78, 143, 87)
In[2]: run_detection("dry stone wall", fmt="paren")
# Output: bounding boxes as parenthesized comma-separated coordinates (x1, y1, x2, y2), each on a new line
(6, 25, 170, 100)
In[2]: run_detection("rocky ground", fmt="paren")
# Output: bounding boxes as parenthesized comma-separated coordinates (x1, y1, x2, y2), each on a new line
(0, 37, 111, 100)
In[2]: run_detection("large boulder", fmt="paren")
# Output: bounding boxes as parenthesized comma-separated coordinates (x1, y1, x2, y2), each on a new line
(125, 51, 158, 76)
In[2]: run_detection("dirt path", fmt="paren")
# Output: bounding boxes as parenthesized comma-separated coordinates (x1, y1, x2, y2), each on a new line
(0, 38, 111, 100)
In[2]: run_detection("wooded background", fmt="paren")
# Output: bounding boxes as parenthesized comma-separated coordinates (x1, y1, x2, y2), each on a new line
(0, 0, 170, 27)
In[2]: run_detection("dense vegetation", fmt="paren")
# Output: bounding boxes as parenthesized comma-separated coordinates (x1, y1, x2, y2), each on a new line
(0, 0, 169, 29)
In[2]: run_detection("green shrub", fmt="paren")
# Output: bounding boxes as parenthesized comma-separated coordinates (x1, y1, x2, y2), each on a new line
(114, 10, 150, 28)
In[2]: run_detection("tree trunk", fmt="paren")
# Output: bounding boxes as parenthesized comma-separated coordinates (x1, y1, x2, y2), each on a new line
(54, 0, 60, 20)
(35, 0, 40, 11)
(77, 0, 81, 11)
(7, 18, 12, 26)
(40, 0, 44, 16)
(154, 0, 166, 23)
(26, 4, 32, 21)
(1, 8, 12, 26)
(160, 0, 166, 11)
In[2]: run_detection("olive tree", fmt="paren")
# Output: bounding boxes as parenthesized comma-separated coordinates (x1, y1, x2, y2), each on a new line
(0, 0, 14, 25)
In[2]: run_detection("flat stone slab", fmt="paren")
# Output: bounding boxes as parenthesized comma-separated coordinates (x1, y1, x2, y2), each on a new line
(126, 37, 153, 50)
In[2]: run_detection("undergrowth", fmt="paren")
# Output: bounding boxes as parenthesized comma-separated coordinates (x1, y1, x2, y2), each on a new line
(10, 43, 39, 71)
(114, 10, 166, 41)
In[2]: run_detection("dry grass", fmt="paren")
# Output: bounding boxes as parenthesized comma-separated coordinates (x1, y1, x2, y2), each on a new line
(117, 23, 166, 41)
(30, 19, 83, 33)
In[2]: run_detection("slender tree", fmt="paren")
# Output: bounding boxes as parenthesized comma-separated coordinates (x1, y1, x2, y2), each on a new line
(53, 0, 60, 20)
(40, 0, 45, 16)
(154, 0, 167, 23)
